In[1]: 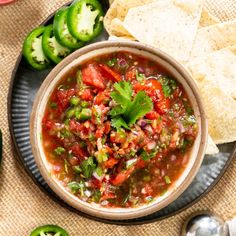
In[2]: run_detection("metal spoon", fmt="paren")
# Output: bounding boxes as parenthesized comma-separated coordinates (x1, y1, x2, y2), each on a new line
(181, 211, 229, 236)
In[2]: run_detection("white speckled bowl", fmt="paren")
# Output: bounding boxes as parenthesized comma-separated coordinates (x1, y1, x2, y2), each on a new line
(30, 41, 207, 220)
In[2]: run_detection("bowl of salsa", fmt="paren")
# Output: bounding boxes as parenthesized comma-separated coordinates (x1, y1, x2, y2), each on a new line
(30, 41, 207, 220)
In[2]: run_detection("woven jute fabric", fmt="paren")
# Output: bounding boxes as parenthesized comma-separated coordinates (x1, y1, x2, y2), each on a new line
(0, 0, 235, 235)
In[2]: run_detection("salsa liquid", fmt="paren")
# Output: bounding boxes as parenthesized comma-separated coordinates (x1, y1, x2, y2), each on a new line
(42, 52, 198, 207)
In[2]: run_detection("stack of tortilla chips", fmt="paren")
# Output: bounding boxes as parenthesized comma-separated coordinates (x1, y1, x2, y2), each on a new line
(104, 0, 236, 155)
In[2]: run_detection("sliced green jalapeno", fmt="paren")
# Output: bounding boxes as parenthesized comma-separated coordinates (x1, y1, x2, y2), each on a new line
(42, 24, 71, 64)
(30, 224, 69, 236)
(23, 26, 50, 70)
(67, 0, 104, 42)
(53, 7, 85, 49)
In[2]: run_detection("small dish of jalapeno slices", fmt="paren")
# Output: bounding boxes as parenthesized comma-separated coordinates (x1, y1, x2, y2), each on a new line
(22, 0, 104, 70)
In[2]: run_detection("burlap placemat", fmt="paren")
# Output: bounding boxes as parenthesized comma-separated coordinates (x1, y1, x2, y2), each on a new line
(0, 0, 235, 235)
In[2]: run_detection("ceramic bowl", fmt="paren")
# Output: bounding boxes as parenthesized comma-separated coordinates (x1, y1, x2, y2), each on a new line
(30, 41, 207, 220)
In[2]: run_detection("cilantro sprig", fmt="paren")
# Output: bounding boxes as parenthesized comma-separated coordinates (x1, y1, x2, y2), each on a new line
(109, 81, 153, 129)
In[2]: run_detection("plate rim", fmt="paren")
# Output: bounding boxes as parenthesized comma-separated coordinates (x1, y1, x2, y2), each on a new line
(7, 1, 236, 225)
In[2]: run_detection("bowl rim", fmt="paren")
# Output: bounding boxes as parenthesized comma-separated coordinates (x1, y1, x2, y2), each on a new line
(30, 40, 208, 220)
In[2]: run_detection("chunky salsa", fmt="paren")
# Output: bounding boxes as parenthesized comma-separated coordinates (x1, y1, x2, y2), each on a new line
(42, 52, 198, 208)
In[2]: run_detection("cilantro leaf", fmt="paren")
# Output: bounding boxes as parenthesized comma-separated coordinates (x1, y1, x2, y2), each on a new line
(125, 91, 153, 125)
(109, 105, 126, 117)
(68, 181, 85, 195)
(81, 157, 96, 178)
(111, 116, 130, 130)
(110, 81, 153, 129)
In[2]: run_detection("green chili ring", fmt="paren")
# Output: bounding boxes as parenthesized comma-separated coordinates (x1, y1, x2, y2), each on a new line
(53, 7, 85, 49)
(23, 26, 51, 70)
(42, 24, 71, 64)
(67, 0, 104, 42)
(30, 224, 69, 236)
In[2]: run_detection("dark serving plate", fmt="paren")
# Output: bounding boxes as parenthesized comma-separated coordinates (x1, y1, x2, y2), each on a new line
(8, 1, 236, 225)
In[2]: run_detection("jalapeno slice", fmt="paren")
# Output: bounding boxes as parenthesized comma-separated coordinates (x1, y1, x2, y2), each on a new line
(23, 26, 50, 70)
(30, 225, 69, 236)
(53, 7, 85, 49)
(67, 0, 104, 42)
(42, 24, 71, 64)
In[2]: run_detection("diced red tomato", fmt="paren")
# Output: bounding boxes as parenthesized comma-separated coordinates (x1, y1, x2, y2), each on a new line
(95, 126, 105, 139)
(136, 158, 146, 168)
(99, 64, 122, 82)
(79, 88, 94, 101)
(70, 143, 87, 158)
(145, 111, 160, 120)
(94, 91, 110, 105)
(100, 192, 116, 201)
(110, 166, 135, 186)
(90, 177, 102, 189)
(69, 119, 83, 133)
(104, 121, 111, 134)
(155, 98, 170, 114)
(125, 67, 136, 81)
(133, 79, 164, 103)
(57, 88, 75, 109)
(142, 183, 153, 196)
(82, 63, 106, 90)
(104, 157, 119, 169)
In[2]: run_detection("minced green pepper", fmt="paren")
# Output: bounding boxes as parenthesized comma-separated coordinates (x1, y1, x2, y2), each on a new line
(23, 26, 50, 70)
(30, 225, 69, 236)
(53, 7, 85, 49)
(42, 24, 71, 64)
(67, 0, 104, 42)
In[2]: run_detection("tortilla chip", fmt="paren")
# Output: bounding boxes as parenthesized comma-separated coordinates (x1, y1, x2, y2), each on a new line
(188, 46, 236, 99)
(187, 61, 236, 144)
(199, 7, 220, 27)
(109, 18, 136, 39)
(104, 0, 154, 35)
(108, 35, 136, 41)
(123, 0, 203, 62)
(190, 20, 236, 59)
(206, 135, 219, 155)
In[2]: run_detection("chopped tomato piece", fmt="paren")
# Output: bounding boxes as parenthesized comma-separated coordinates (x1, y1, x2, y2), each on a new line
(70, 143, 87, 158)
(110, 166, 135, 186)
(57, 88, 75, 109)
(95, 126, 105, 139)
(125, 67, 136, 81)
(99, 64, 122, 82)
(104, 121, 111, 134)
(155, 98, 170, 114)
(145, 111, 160, 120)
(100, 192, 116, 201)
(136, 158, 146, 168)
(79, 88, 94, 101)
(69, 119, 83, 133)
(82, 63, 106, 90)
(94, 91, 110, 105)
(104, 157, 119, 169)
